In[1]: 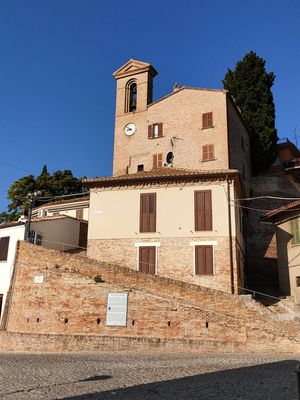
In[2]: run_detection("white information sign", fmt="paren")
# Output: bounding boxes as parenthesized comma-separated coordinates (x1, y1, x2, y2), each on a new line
(34, 275, 44, 284)
(106, 292, 128, 326)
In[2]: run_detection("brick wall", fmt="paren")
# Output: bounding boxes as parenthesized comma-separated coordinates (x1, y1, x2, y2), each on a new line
(2, 242, 300, 353)
(88, 236, 235, 293)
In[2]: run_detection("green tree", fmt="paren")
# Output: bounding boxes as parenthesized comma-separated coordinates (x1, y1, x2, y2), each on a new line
(223, 51, 278, 174)
(0, 166, 83, 222)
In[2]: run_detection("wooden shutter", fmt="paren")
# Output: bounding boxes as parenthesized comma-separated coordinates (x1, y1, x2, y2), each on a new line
(194, 190, 212, 231)
(202, 145, 209, 161)
(202, 144, 214, 161)
(139, 247, 148, 273)
(153, 154, 163, 169)
(291, 219, 300, 245)
(140, 193, 156, 232)
(76, 209, 83, 220)
(148, 125, 152, 138)
(0, 237, 10, 262)
(153, 154, 157, 169)
(195, 245, 213, 275)
(139, 246, 156, 275)
(202, 112, 213, 129)
(158, 123, 163, 137)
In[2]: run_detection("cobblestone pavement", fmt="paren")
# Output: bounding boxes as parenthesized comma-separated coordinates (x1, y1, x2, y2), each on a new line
(0, 351, 299, 399)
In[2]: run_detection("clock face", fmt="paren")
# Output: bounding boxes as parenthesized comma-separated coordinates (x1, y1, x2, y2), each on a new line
(124, 123, 136, 136)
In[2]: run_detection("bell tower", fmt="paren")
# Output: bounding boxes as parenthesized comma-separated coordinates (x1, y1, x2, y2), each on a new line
(112, 58, 157, 115)
(112, 59, 158, 176)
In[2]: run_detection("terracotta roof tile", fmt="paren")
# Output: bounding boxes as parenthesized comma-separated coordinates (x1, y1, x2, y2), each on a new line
(84, 168, 240, 188)
(261, 199, 300, 223)
(33, 196, 89, 211)
(0, 221, 25, 230)
(31, 215, 87, 223)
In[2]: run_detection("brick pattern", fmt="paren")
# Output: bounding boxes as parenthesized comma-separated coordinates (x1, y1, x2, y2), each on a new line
(87, 237, 236, 293)
(3, 242, 300, 353)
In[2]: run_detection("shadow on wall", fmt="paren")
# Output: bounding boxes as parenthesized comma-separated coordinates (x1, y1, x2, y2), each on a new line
(61, 360, 299, 400)
(277, 226, 293, 296)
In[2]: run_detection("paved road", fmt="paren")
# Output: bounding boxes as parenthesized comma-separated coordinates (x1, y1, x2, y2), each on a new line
(0, 351, 299, 399)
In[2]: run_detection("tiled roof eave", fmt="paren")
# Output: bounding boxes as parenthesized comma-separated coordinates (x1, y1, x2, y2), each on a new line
(85, 170, 239, 189)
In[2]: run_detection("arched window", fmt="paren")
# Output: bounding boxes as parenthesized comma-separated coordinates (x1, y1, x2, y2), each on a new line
(125, 80, 137, 113)
(129, 83, 137, 112)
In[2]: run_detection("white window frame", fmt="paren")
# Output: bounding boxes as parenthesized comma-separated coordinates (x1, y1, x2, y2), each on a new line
(134, 242, 160, 274)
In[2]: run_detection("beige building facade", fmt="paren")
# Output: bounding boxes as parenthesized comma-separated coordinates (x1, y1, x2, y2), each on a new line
(86, 59, 251, 293)
(262, 200, 300, 304)
(32, 196, 89, 221)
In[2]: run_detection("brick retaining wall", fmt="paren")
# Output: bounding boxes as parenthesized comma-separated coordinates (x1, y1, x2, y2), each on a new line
(1, 242, 300, 353)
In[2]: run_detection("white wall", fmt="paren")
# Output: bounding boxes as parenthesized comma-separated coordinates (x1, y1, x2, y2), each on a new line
(0, 224, 25, 318)
(88, 181, 236, 240)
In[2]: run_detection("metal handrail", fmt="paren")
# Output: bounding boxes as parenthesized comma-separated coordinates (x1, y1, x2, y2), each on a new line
(237, 286, 282, 301)
(26, 237, 87, 251)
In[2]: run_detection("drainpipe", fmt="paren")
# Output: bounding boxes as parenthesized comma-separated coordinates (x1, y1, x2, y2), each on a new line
(227, 175, 235, 294)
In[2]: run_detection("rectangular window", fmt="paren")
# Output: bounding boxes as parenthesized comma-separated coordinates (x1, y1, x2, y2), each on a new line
(139, 246, 156, 275)
(291, 219, 300, 245)
(137, 164, 144, 172)
(202, 144, 214, 161)
(140, 193, 156, 233)
(296, 276, 300, 287)
(195, 245, 213, 275)
(0, 237, 10, 262)
(76, 209, 84, 220)
(148, 123, 163, 139)
(202, 112, 213, 129)
(153, 153, 163, 169)
(194, 190, 212, 231)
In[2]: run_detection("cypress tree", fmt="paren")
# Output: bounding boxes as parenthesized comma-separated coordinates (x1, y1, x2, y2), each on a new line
(223, 51, 278, 175)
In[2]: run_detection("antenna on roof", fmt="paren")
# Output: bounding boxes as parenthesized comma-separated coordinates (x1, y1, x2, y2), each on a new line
(293, 125, 298, 147)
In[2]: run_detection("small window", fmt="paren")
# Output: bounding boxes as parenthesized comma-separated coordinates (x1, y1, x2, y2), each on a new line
(137, 164, 144, 172)
(296, 276, 300, 287)
(129, 83, 137, 112)
(140, 193, 156, 233)
(0, 237, 10, 262)
(202, 112, 213, 129)
(148, 123, 163, 139)
(195, 245, 213, 275)
(291, 219, 300, 245)
(202, 144, 214, 161)
(153, 153, 163, 169)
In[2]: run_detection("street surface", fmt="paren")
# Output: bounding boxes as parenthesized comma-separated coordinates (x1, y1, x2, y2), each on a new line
(0, 351, 299, 399)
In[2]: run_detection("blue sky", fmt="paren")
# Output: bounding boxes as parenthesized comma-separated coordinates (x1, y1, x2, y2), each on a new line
(0, 0, 299, 212)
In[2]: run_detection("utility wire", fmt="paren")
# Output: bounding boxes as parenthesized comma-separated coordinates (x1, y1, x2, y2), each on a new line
(0, 160, 33, 174)
(233, 195, 300, 201)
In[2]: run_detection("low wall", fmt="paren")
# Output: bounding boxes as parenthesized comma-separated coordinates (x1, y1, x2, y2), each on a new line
(1, 242, 300, 353)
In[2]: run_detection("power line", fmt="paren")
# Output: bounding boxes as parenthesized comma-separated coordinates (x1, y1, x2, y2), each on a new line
(0, 160, 33, 174)
(233, 195, 300, 201)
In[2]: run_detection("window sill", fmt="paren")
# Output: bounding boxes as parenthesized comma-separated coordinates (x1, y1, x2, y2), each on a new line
(201, 126, 214, 130)
(148, 136, 164, 140)
(195, 274, 214, 276)
(201, 158, 216, 162)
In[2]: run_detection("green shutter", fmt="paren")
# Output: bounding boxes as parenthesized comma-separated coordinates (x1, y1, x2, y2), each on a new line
(291, 219, 300, 245)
